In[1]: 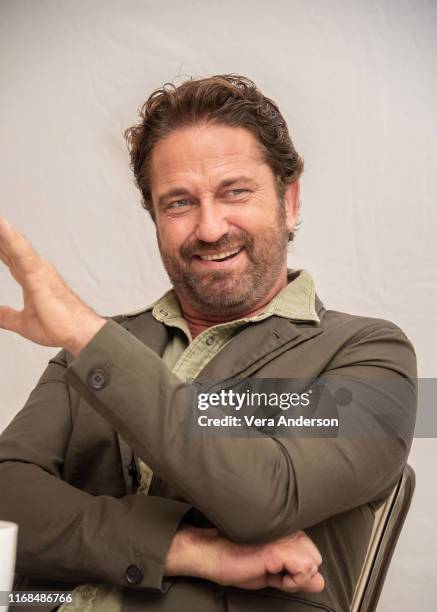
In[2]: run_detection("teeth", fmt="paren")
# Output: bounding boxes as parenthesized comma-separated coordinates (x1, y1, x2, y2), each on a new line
(199, 247, 242, 261)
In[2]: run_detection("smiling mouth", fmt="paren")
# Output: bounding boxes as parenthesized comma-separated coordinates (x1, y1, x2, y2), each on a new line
(194, 246, 244, 262)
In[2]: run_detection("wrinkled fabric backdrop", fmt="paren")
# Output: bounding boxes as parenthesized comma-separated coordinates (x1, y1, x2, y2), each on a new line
(0, 1, 436, 610)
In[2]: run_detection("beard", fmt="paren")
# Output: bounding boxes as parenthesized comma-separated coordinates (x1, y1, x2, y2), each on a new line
(157, 202, 290, 317)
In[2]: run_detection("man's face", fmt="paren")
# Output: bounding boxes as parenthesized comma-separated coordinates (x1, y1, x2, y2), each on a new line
(150, 123, 299, 317)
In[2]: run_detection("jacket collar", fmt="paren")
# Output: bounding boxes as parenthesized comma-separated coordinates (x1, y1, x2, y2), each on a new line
(150, 269, 320, 336)
(123, 269, 324, 383)
(119, 272, 324, 490)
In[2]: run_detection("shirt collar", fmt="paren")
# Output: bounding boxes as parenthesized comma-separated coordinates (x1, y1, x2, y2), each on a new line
(151, 269, 320, 328)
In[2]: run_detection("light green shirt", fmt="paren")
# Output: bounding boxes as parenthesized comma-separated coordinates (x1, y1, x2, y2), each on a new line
(60, 269, 319, 611)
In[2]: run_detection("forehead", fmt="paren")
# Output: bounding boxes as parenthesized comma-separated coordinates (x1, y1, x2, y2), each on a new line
(149, 123, 268, 192)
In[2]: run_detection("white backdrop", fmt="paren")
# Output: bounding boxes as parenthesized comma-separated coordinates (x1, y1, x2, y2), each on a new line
(1, 1, 436, 610)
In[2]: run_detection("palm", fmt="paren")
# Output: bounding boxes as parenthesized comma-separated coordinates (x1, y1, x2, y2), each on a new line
(0, 217, 104, 352)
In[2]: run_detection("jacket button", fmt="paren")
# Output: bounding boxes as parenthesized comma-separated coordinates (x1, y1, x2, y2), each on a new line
(206, 336, 214, 346)
(124, 565, 143, 585)
(87, 368, 108, 390)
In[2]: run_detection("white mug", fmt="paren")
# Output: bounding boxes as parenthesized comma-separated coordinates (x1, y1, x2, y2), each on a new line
(0, 521, 18, 612)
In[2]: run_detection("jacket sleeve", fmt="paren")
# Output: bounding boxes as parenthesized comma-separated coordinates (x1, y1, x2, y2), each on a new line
(62, 319, 417, 544)
(0, 355, 191, 591)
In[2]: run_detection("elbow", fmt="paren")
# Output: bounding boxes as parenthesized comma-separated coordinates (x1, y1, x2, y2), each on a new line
(217, 500, 298, 544)
(211, 480, 298, 544)
(205, 442, 298, 544)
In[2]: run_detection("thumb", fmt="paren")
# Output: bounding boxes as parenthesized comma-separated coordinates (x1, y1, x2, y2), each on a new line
(290, 572, 325, 593)
(0, 306, 22, 334)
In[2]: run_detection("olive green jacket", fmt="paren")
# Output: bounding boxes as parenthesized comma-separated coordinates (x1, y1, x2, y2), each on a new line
(0, 287, 417, 612)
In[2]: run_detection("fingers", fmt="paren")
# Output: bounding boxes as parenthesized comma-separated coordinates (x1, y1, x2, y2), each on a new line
(287, 530, 323, 566)
(264, 530, 323, 594)
(233, 576, 269, 590)
(300, 534, 323, 567)
(266, 570, 324, 594)
(281, 534, 322, 578)
(0, 220, 12, 266)
(0, 217, 11, 238)
(300, 572, 325, 593)
(0, 218, 16, 261)
(236, 569, 325, 594)
(0, 306, 22, 334)
(0, 217, 43, 278)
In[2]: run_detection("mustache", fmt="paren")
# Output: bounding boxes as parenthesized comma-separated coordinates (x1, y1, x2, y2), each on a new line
(181, 231, 254, 258)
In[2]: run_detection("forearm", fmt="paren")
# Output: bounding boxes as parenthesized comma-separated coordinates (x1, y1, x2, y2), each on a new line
(64, 320, 295, 543)
(0, 348, 193, 592)
(0, 456, 321, 596)
(0, 217, 417, 549)
(164, 524, 324, 594)
(164, 525, 217, 579)
(64, 319, 416, 543)
(0, 460, 191, 590)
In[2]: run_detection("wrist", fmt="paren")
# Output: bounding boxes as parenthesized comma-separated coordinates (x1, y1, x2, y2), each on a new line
(164, 525, 219, 579)
(65, 313, 106, 356)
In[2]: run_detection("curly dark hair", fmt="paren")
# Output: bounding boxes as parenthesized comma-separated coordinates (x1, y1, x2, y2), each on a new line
(125, 74, 303, 237)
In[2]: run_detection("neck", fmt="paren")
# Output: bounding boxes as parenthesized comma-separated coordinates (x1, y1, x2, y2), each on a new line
(178, 270, 288, 339)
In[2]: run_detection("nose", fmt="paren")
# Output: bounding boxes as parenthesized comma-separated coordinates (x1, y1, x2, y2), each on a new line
(195, 201, 229, 243)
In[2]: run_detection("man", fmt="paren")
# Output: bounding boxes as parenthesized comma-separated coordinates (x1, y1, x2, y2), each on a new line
(0, 75, 416, 612)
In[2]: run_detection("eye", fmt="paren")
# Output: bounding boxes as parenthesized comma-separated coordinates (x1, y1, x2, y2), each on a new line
(227, 189, 249, 198)
(167, 199, 192, 210)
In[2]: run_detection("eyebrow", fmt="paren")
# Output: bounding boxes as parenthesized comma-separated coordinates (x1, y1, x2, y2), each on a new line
(157, 176, 258, 207)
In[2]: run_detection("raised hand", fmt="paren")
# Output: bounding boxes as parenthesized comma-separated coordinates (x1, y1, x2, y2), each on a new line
(165, 525, 324, 593)
(0, 217, 105, 355)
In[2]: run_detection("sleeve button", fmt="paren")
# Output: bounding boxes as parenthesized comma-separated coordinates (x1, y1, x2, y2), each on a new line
(124, 564, 143, 585)
(87, 368, 108, 390)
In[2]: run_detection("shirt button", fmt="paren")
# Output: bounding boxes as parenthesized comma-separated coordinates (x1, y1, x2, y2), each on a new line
(87, 368, 108, 390)
(206, 336, 214, 346)
(124, 565, 143, 585)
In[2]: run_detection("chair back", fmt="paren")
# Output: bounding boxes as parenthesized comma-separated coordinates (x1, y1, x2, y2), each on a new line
(351, 464, 416, 612)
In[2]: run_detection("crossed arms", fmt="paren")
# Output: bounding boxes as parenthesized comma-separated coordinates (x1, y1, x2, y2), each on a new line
(0, 218, 417, 596)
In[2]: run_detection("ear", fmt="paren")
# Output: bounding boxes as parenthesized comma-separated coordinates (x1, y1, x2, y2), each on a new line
(283, 180, 300, 234)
